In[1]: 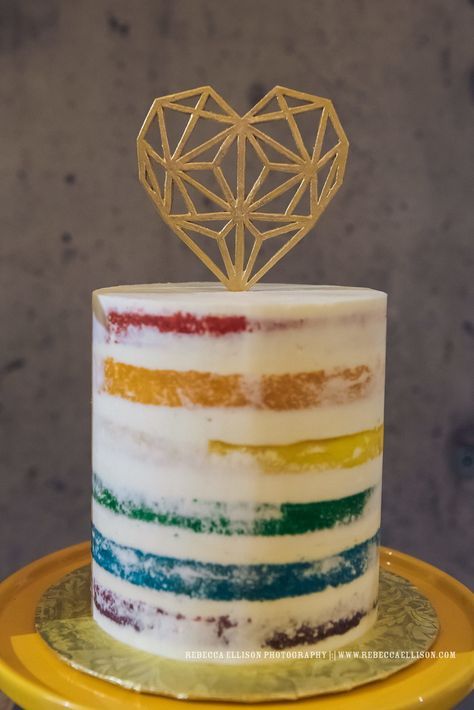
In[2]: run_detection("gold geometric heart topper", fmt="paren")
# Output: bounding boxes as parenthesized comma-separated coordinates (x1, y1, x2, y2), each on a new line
(137, 86, 348, 291)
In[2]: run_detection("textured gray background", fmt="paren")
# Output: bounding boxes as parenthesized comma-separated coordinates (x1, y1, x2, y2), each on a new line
(1, 0, 473, 602)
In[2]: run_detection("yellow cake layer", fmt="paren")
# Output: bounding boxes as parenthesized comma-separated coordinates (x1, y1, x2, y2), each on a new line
(209, 426, 384, 473)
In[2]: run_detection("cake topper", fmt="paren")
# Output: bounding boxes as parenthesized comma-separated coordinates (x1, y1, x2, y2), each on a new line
(137, 86, 348, 291)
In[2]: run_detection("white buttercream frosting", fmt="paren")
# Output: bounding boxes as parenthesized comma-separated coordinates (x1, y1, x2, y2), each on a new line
(92, 282, 387, 661)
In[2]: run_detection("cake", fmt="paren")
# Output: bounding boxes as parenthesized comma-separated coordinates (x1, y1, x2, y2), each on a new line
(91, 282, 387, 661)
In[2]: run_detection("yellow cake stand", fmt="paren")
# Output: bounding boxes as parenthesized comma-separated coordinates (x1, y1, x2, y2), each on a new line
(0, 543, 472, 710)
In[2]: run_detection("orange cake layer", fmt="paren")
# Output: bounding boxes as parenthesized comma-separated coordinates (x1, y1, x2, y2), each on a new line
(102, 358, 375, 410)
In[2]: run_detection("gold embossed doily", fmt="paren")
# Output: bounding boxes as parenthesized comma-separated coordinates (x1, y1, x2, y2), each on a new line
(35, 566, 438, 702)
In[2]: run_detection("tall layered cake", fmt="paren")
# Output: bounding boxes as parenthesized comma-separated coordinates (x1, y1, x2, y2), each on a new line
(91, 282, 387, 661)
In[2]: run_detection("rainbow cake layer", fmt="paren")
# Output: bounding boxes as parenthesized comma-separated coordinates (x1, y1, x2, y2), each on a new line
(91, 283, 387, 661)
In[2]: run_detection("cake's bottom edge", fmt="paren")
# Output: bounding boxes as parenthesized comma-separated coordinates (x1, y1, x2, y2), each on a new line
(92, 600, 378, 664)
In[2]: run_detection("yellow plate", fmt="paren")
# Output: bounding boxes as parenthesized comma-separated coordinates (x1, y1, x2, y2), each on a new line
(0, 543, 472, 710)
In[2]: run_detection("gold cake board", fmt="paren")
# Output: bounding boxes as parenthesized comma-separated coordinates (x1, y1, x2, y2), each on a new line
(0, 543, 472, 710)
(34, 565, 436, 701)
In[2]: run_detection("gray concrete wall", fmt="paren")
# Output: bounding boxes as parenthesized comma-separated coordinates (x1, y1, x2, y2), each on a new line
(0, 0, 473, 587)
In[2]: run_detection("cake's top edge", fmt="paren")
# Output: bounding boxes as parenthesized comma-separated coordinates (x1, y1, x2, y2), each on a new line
(92, 283, 386, 325)
(93, 282, 387, 303)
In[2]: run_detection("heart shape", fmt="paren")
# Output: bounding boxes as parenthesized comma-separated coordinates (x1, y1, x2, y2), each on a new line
(137, 86, 348, 290)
